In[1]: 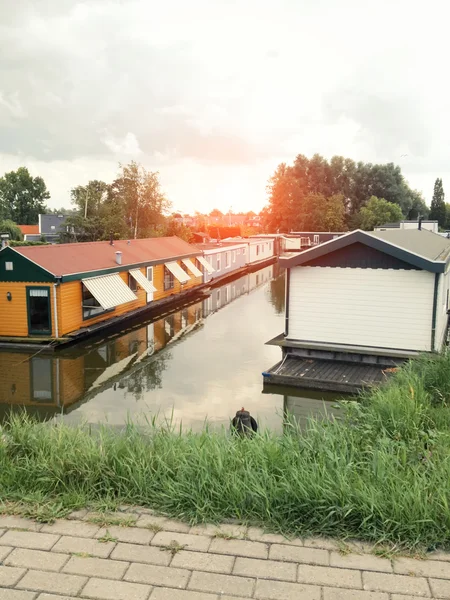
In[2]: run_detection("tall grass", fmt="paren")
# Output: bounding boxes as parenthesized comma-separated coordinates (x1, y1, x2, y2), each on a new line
(2, 352, 450, 549)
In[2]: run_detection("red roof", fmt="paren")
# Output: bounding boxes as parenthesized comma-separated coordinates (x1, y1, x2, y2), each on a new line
(14, 237, 201, 277)
(18, 225, 39, 235)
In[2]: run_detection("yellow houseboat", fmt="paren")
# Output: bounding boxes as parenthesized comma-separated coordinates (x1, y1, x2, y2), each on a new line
(0, 236, 211, 345)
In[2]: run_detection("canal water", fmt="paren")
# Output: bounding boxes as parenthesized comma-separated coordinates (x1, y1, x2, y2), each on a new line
(0, 264, 342, 433)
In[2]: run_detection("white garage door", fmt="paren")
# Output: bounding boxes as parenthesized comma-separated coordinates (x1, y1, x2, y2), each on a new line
(287, 267, 434, 351)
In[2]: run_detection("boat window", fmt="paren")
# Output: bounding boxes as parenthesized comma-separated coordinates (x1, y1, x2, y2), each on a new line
(82, 284, 106, 319)
(164, 266, 174, 291)
(128, 273, 138, 292)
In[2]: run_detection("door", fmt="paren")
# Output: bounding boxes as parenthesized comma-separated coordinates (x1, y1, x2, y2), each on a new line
(27, 287, 51, 336)
(146, 267, 154, 302)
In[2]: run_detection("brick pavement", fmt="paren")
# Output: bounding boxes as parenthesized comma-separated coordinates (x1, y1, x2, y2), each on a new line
(0, 509, 448, 599)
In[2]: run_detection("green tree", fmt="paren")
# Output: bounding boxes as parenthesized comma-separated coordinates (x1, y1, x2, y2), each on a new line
(71, 180, 109, 218)
(163, 219, 193, 242)
(0, 219, 23, 241)
(358, 196, 404, 230)
(112, 162, 171, 239)
(0, 167, 50, 224)
(429, 178, 446, 228)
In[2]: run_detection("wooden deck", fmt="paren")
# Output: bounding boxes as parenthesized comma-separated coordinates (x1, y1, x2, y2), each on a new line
(263, 356, 393, 393)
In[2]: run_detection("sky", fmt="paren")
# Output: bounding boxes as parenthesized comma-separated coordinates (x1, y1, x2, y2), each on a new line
(1, 0, 449, 215)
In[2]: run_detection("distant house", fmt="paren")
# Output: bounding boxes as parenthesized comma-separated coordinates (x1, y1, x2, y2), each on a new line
(19, 214, 72, 243)
(375, 220, 439, 234)
(283, 232, 345, 252)
(195, 241, 248, 283)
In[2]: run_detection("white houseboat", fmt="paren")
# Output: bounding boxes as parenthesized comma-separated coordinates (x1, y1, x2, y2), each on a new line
(264, 228, 450, 392)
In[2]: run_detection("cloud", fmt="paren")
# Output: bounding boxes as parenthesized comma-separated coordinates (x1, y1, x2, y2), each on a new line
(0, 0, 449, 211)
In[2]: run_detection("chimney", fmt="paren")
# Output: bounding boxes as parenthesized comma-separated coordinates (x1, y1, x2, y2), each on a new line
(110, 231, 114, 245)
(418, 217, 422, 231)
(115, 251, 122, 265)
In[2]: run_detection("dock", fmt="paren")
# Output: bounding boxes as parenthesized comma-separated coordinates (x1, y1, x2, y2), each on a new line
(263, 357, 394, 393)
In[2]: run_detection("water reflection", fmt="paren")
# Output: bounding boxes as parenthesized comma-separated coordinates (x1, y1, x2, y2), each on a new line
(0, 263, 341, 431)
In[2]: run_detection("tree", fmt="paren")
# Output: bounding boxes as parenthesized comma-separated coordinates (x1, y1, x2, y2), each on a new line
(358, 196, 404, 230)
(0, 219, 23, 241)
(112, 162, 171, 239)
(163, 219, 193, 242)
(71, 180, 109, 219)
(429, 178, 446, 228)
(209, 208, 224, 218)
(0, 167, 50, 224)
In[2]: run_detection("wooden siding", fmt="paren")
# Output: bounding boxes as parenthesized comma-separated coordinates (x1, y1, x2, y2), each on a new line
(287, 266, 435, 352)
(0, 282, 56, 337)
(152, 262, 202, 302)
(58, 271, 146, 335)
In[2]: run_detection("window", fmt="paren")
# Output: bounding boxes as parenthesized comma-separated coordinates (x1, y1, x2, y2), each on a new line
(224, 287, 228, 302)
(242, 247, 246, 255)
(31, 357, 53, 401)
(225, 252, 230, 267)
(314, 234, 320, 244)
(128, 273, 138, 292)
(180, 262, 190, 275)
(82, 284, 106, 319)
(256, 245, 260, 255)
(216, 255, 221, 271)
(27, 287, 51, 335)
(164, 265, 174, 290)
(50, 225, 56, 230)
(5, 261, 13, 271)
(232, 250, 236, 263)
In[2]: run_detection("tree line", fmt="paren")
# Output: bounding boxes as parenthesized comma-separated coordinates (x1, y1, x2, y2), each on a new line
(261, 154, 433, 232)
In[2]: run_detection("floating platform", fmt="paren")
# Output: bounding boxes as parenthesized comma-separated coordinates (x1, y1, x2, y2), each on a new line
(263, 357, 394, 393)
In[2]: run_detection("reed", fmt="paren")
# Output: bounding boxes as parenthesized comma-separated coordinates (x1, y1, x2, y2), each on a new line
(2, 352, 450, 549)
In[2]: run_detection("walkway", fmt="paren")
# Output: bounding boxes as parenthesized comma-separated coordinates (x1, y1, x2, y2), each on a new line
(0, 507, 448, 599)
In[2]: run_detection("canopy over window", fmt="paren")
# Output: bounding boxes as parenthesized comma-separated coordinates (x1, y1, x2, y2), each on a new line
(182, 258, 202, 277)
(82, 273, 137, 310)
(129, 268, 157, 293)
(197, 256, 215, 274)
(165, 261, 190, 284)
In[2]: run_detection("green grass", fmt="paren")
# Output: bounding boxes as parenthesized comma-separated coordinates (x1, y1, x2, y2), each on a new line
(2, 352, 450, 550)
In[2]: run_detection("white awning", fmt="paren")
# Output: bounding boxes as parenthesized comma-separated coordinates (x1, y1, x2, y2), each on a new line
(82, 273, 137, 310)
(165, 261, 190, 284)
(197, 256, 215, 274)
(129, 268, 157, 293)
(182, 258, 202, 277)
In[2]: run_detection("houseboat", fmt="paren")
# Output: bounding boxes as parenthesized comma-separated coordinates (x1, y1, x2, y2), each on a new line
(195, 241, 248, 284)
(222, 237, 276, 268)
(0, 236, 214, 347)
(283, 232, 345, 252)
(263, 228, 450, 392)
(375, 220, 439, 233)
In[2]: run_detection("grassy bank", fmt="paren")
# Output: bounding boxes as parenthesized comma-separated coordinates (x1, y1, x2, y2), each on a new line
(2, 353, 450, 550)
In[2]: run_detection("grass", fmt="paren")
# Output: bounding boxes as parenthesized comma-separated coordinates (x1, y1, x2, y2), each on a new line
(87, 515, 137, 528)
(2, 352, 450, 551)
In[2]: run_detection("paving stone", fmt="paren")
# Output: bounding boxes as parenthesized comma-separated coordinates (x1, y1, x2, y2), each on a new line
(189, 524, 247, 539)
(362, 571, 431, 596)
(209, 538, 268, 559)
(51, 535, 115, 558)
(17, 570, 86, 595)
(0, 516, 42, 531)
(188, 571, 254, 597)
(0, 590, 37, 599)
(172, 549, 235, 574)
(150, 589, 218, 600)
(323, 590, 389, 600)
(36, 595, 76, 600)
(391, 596, 431, 600)
(151, 531, 211, 553)
(245, 527, 294, 544)
(5, 548, 69, 572)
(125, 562, 190, 588)
(254, 579, 321, 599)
(330, 551, 392, 572)
(0, 565, 26, 586)
(111, 542, 171, 566)
(136, 515, 190, 533)
(0, 546, 13, 562)
(269, 544, 329, 565)
(297, 564, 362, 589)
(41, 520, 100, 538)
(0, 531, 59, 551)
(429, 578, 450, 598)
(394, 556, 450, 578)
(63, 555, 129, 579)
(81, 577, 151, 600)
(233, 557, 296, 581)
(95, 526, 154, 545)
(427, 551, 450, 562)
(302, 537, 340, 551)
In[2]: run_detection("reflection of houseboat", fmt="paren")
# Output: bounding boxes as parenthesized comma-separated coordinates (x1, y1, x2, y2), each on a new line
(264, 229, 450, 392)
(0, 236, 214, 346)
